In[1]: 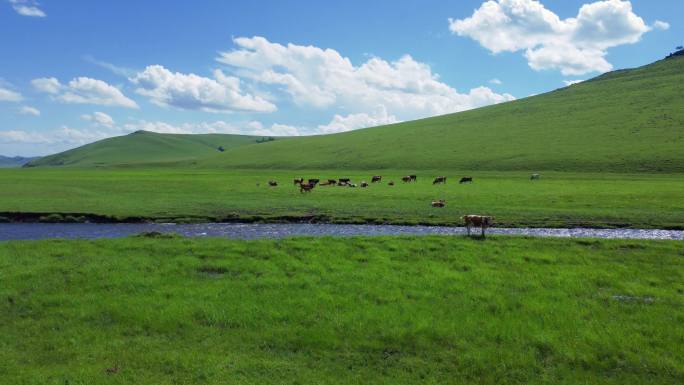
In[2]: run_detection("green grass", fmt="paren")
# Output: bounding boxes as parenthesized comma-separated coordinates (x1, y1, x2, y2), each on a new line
(198, 56, 684, 173)
(1, 168, 683, 228)
(26, 131, 263, 168)
(1, 236, 682, 384)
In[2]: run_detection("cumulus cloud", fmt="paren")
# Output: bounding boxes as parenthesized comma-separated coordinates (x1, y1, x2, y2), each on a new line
(32, 76, 138, 108)
(318, 106, 399, 134)
(217, 36, 515, 121)
(130, 65, 276, 113)
(449, 0, 651, 75)
(0, 86, 23, 102)
(9, 0, 45, 17)
(81, 111, 115, 127)
(563, 79, 585, 86)
(653, 20, 670, 31)
(19, 106, 40, 116)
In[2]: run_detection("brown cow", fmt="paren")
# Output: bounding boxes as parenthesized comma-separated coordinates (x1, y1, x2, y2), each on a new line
(402, 176, 412, 183)
(459, 177, 473, 184)
(463, 215, 494, 237)
(371, 175, 382, 183)
(431, 199, 446, 208)
(299, 182, 315, 193)
(268, 180, 278, 187)
(433, 176, 447, 184)
(294, 178, 304, 185)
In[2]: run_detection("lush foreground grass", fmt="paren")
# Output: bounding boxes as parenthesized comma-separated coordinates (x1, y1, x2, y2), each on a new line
(1, 168, 683, 228)
(0, 236, 682, 384)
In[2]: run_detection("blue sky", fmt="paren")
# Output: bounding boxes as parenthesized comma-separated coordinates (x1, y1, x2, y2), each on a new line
(0, 0, 681, 156)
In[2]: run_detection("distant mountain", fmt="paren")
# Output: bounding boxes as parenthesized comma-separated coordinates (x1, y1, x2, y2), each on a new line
(0, 155, 38, 168)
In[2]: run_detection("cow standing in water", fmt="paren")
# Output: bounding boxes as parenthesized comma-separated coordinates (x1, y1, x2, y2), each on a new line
(463, 215, 493, 237)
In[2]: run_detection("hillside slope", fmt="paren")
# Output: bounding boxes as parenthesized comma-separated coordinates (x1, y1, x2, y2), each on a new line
(202, 56, 684, 172)
(27, 131, 262, 167)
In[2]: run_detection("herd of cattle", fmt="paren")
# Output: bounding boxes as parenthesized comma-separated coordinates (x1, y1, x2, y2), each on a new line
(262, 173, 536, 237)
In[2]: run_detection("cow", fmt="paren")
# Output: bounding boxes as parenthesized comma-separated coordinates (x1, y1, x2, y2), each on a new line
(410, 175, 417, 182)
(431, 199, 446, 208)
(360, 181, 369, 188)
(402, 176, 412, 183)
(299, 182, 315, 193)
(338, 178, 351, 184)
(268, 180, 278, 187)
(459, 177, 473, 184)
(388, 181, 395, 186)
(530, 173, 540, 180)
(463, 215, 494, 237)
(338, 181, 349, 187)
(371, 175, 382, 183)
(294, 177, 304, 185)
(348, 183, 358, 188)
(327, 179, 338, 185)
(433, 176, 447, 185)
(308, 178, 320, 186)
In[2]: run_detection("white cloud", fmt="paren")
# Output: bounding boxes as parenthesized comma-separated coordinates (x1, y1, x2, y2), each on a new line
(9, 0, 45, 17)
(83, 55, 136, 77)
(31, 77, 60, 94)
(489, 78, 502, 85)
(318, 106, 399, 134)
(563, 79, 585, 86)
(130, 65, 276, 113)
(81, 112, 115, 127)
(32, 76, 138, 108)
(0, 86, 23, 102)
(653, 20, 670, 31)
(449, 0, 651, 75)
(217, 36, 515, 122)
(18, 106, 40, 116)
(0, 129, 48, 144)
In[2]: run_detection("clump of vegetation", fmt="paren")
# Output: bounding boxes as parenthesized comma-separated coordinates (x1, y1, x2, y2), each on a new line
(134, 231, 181, 239)
(255, 136, 275, 143)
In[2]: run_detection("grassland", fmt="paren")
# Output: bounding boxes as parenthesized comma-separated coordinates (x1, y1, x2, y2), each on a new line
(1, 235, 682, 384)
(198, 56, 684, 173)
(26, 131, 263, 168)
(1, 168, 683, 228)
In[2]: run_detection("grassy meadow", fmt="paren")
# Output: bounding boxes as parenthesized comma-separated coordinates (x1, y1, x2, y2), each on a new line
(1, 235, 682, 384)
(1, 168, 683, 228)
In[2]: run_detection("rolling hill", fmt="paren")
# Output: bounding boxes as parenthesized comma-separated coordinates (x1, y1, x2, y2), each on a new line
(29, 55, 684, 172)
(26, 131, 263, 167)
(199, 55, 684, 173)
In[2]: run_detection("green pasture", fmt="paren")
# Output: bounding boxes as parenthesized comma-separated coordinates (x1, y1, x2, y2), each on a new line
(1, 168, 683, 228)
(1, 235, 682, 384)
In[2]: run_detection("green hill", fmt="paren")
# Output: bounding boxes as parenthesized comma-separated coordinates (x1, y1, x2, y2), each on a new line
(26, 131, 262, 167)
(200, 56, 684, 173)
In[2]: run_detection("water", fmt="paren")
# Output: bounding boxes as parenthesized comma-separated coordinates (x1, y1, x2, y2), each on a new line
(1, 223, 683, 241)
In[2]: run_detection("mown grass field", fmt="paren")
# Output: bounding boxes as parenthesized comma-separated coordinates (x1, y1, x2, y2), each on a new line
(1, 168, 683, 228)
(1, 235, 682, 384)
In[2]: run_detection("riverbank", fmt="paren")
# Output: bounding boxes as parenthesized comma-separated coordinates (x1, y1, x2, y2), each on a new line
(1, 168, 683, 229)
(2, 236, 682, 384)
